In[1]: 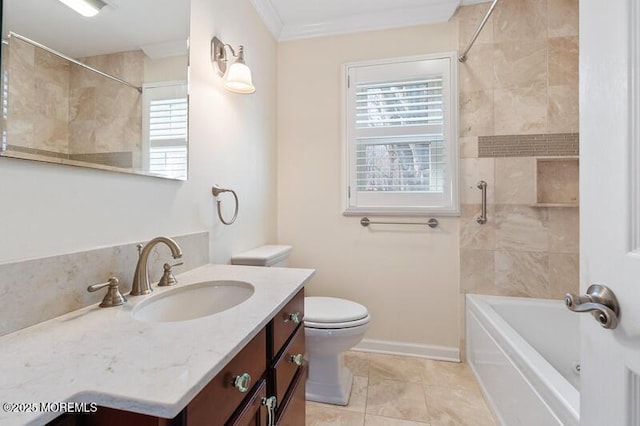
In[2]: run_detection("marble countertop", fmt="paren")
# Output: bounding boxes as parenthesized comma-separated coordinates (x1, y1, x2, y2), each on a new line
(0, 264, 315, 426)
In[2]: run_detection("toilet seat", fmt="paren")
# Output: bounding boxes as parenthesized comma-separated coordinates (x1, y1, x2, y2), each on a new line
(304, 297, 370, 329)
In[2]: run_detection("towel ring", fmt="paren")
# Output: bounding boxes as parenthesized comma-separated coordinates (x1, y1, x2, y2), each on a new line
(211, 185, 239, 225)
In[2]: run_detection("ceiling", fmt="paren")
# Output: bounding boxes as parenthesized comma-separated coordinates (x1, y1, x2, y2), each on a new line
(4, 0, 189, 58)
(249, 0, 489, 41)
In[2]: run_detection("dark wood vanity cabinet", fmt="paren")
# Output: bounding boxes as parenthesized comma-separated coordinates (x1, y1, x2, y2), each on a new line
(59, 288, 306, 426)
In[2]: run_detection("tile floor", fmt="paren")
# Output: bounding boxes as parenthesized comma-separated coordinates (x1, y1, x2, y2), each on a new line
(305, 351, 496, 426)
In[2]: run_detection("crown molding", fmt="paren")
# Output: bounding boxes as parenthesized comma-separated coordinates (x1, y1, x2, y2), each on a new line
(248, 0, 283, 40)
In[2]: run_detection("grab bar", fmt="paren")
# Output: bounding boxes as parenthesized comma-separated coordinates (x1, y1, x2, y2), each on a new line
(212, 185, 239, 225)
(476, 181, 488, 224)
(360, 217, 439, 229)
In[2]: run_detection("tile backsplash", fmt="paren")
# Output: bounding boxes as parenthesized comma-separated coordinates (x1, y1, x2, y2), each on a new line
(0, 232, 209, 336)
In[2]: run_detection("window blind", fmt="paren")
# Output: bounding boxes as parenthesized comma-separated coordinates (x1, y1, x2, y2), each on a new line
(354, 78, 445, 193)
(148, 97, 187, 179)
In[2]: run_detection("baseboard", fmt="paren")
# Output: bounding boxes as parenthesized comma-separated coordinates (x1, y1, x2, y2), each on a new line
(352, 338, 460, 362)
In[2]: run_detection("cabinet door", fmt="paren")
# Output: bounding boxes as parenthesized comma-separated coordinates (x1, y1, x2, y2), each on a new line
(272, 325, 305, 405)
(271, 289, 304, 359)
(275, 366, 306, 426)
(226, 380, 268, 426)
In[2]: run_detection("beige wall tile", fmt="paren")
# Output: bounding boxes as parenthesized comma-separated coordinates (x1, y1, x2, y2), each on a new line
(493, 40, 547, 89)
(457, 3, 495, 49)
(34, 118, 68, 153)
(460, 204, 496, 249)
(494, 157, 536, 204)
(35, 49, 70, 88)
(548, 85, 579, 133)
(548, 0, 579, 37)
(495, 250, 551, 298)
(459, 136, 478, 158)
(460, 90, 494, 137)
(495, 205, 549, 252)
(549, 36, 579, 86)
(68, 120, 96, 154)
(34, 79, 68, 121)
(494, 86, 547, 135)
(460, 249, 495, 294)
(69, 87, 96, 122)
(459, 44, 494, 93)
(549, 253, 579, 297)
(460, 158, 495, 204)
(493, 0, 547, 42)
(549, 207, 579, 253)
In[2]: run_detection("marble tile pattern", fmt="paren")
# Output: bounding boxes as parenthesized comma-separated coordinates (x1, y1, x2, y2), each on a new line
(455, 0, 580, 301)
(4, 38, 144, 168)
(0, 232, 209, 336)
(0, 264, 315, 426)
(306, 351, 496, 426)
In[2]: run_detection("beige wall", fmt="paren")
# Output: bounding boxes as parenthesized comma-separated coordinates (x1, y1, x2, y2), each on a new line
(457, 0, 580, 300)
(277, 23, 461, 356)
(0, 0, 278, 266)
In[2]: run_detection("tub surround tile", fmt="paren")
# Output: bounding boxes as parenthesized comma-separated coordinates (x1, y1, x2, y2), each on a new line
(548, 37, 579, 86)
(424, 386, 496, 426)
(460, 90, 494, 137)
(366, 379, 430, 423)
(457, 3, 494, 49)
(493, 0, 547, 42)
(494, 85, 547, 135)
(548, 0, 579, 37)
(494, 157, 536, 204)
(459, 44, 494, 93)
(493, 40, 547, 89)
(459, 136, 479, 159)
(495, 205, 549, 252)
(460, 204, 496, 250)
(0, 232, 209, 336)
(548, 85, 579, 133)
(549, 253, 579, 297)
(460, 249, 496, 295)
(478, 133, 579, 158)
(495, 250, 551, 298)
(460, 158, 495, 205)
(548, 207, 580, 253)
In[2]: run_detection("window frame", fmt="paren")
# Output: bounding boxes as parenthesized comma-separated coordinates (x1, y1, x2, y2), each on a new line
(341, 52, 459, 217)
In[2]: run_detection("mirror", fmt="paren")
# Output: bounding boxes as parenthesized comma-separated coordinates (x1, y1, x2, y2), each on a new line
(0, 0, 190, 180)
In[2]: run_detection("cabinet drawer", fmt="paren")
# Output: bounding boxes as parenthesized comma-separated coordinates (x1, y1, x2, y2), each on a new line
(187, 328, 267, 426)
(226, 379, 267, 426)
(275, 366, 306, 426)
(273, 324, 305, 406)
(271, 289, 304, 358)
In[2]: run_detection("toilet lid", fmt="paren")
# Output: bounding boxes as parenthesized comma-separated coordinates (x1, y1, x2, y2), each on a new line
(304, 297, 369, 324)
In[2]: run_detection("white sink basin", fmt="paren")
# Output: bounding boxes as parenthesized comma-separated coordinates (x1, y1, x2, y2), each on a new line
(132, 280, 254, 322)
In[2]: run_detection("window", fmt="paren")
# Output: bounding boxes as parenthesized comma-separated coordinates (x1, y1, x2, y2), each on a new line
(142, 82, 188, 180)
(343, 53, 458, 216)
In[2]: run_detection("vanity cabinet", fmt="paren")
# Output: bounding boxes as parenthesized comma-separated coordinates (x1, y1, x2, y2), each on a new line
(56, 288, 306, 426)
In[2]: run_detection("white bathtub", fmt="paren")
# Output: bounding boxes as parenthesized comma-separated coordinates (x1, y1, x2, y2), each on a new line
(466, 294, 580, 426)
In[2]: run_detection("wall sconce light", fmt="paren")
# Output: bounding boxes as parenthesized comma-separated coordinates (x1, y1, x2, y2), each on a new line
(57, 0, 107, 17)
(211, 37, 256, 94)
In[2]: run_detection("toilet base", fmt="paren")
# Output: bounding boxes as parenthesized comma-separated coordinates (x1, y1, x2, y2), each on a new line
(305, 353, 354, 405)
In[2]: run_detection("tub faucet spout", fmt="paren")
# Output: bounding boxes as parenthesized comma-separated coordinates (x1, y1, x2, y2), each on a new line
(130, 236, 183, 296)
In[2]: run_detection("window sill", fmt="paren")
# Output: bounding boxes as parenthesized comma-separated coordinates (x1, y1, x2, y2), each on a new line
(342, 206, 460, 217)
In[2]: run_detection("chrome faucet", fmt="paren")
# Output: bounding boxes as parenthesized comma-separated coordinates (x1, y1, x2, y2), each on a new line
(130, 236, 183, 296)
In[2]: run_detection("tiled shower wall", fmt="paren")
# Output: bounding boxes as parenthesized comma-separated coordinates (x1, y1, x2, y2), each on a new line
(5, 38, 143, 168)
(456, 0, 579, 299)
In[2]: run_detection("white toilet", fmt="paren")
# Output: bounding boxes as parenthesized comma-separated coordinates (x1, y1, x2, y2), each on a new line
(231, 245, 370, 406)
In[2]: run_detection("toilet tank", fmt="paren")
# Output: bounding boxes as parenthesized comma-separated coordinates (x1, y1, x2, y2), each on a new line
(231, 245, 292, 267)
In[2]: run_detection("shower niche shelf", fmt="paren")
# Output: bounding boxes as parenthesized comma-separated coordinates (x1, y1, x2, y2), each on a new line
(532, 157, 579, 207)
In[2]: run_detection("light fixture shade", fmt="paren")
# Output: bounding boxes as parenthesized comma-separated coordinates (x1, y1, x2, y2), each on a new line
(224, 62, 256, 94)
(58, 0, 106, 17)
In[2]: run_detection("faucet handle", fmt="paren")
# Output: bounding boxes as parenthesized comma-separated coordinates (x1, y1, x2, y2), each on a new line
(88, 277, 127, 308)
(158, 261, 184, 287)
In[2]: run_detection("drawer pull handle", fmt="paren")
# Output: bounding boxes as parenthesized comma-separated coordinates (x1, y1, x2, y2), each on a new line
(261, 396, 277, 426)
(287, 312, 301, 324)
(290, 353, 303, 366)
(232, 372, 252, 393)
